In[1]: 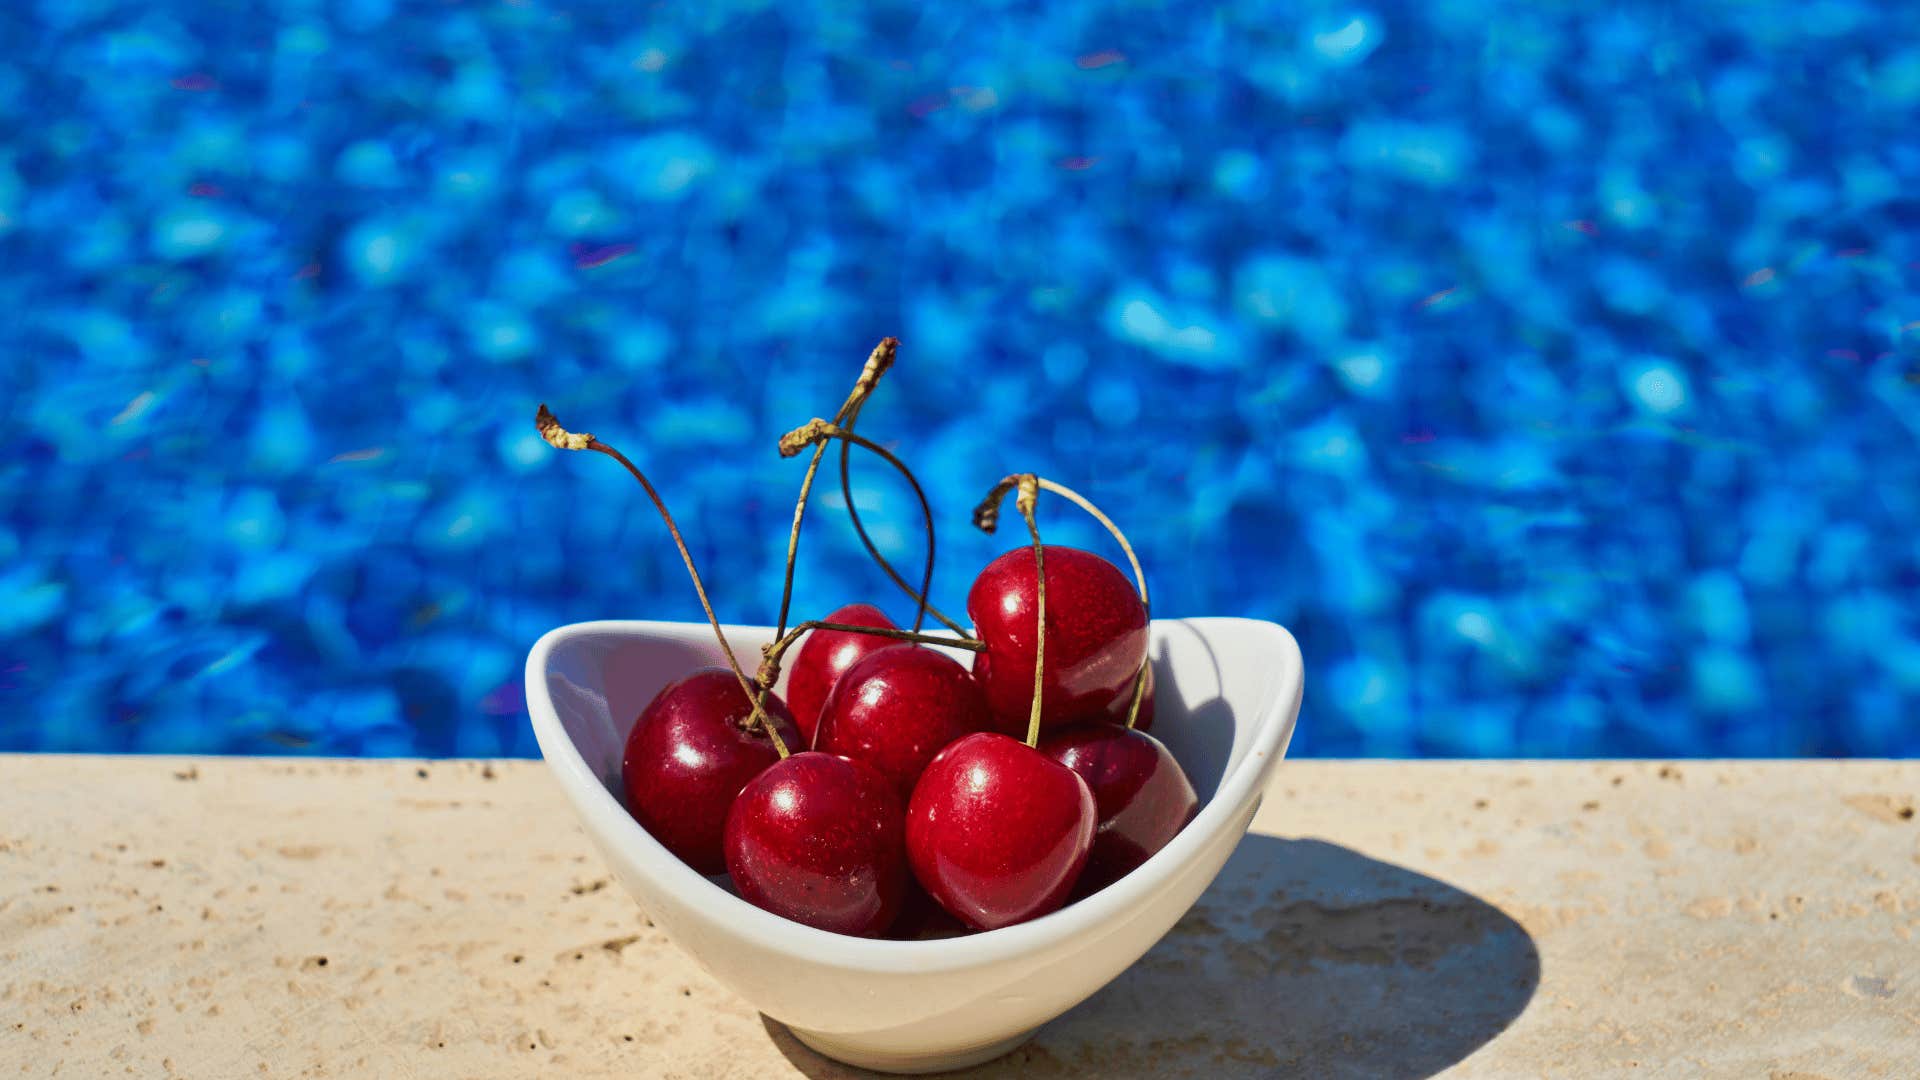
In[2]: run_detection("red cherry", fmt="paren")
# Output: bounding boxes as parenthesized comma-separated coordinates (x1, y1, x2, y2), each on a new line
(814, 644, 995, 799)
(1039, 723, 1197, 895)
(967, 546, 1148, 735)
(621, 668, 802, 875)
(905, 732, 1096, 931)
(784, 602, 901, 744)
(723, 751, 908, 937)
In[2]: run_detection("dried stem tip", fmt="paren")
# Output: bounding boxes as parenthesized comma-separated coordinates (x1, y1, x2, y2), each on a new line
(850, 337, 900, 404)
(971, 474, 1027, 534)
(535, 404, 595, 451)
(1015, 474, 1039, 519)
(778, 418, 836, 458)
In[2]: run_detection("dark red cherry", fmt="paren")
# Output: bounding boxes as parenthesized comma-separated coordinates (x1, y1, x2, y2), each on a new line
(723, 751, 908, 937)
(886, 880, 970, 940)
(967, 546, 1148, 736)
(905, 732, 1096, 931)
(621, 668, 802, 875)
(1039, 723, 1197, 895)
(815, 644, 995, 799)
(785, 602, 901, 745)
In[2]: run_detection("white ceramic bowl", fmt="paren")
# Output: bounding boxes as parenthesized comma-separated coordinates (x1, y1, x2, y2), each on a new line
(525, 617, 1302, 1074)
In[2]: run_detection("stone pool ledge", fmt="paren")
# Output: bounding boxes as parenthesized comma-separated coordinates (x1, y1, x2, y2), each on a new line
(2, 758, 1912, 1077)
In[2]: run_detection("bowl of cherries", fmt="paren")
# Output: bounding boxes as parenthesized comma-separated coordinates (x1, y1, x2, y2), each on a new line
(524, 340, 1303, 1073)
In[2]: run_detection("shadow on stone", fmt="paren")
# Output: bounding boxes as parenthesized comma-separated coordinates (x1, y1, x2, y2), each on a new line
(765, 836, 1539, 1078)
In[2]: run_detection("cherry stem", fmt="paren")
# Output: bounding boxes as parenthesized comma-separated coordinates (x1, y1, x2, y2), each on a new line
(772, 338, 898, 643)
(974, 473, 1152, 732)
(537, 404, 791, 759)
(837, 395, 972, 638)
(1032, 477, 1151, 729)
(754, 619, 983, 697)
(1014, 477, 1047, 748)
(780, 419, 968, 644)
(974, 474, 1048, 746)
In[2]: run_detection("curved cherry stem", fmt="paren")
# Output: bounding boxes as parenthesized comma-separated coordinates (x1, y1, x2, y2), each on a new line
(754, 619, 983, 692)
(749, 616, 983, 738)
(536, 405, 790, 758)
(772, 338, 898, 643)
(974, 473, 1152, 731)
(780, 419, 958, 644)
(1032, 477, 1151, 729)
(837, 395, 971, 638)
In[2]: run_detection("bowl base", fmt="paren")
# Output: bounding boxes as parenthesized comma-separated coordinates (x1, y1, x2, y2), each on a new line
(788, 1024, 1036, 1074)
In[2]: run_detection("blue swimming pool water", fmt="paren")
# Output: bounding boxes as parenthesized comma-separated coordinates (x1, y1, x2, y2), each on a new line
(2, 3, 1917, 757)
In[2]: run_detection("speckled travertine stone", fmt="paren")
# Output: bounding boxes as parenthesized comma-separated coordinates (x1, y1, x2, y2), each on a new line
(1, 758, 1914, 1078)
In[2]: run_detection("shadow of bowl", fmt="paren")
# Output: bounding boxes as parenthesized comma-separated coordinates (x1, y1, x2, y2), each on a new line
(768, 836, 1539, 1079)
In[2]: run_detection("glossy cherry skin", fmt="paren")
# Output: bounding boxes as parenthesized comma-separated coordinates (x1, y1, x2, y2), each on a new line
(967, 546, 1149, 736)
(723, 751, 908, 937)
(905, 732, 1097, 931)
(815, 644, 995, 799)
(785, 603, 901, 745)
(1039, 723, 1198, 895)
(1100, 662, 1156, 732)
(621, 668, 802, 876)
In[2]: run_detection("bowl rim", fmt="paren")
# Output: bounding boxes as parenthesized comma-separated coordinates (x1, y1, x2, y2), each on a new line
(525, 615, 1302, 976)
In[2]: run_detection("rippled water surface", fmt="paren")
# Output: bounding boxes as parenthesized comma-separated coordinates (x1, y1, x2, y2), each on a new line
(2, 3, 1917, 756)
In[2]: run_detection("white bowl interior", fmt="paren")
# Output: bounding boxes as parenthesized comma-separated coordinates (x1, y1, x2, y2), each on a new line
(546, 619, 1255, 814)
